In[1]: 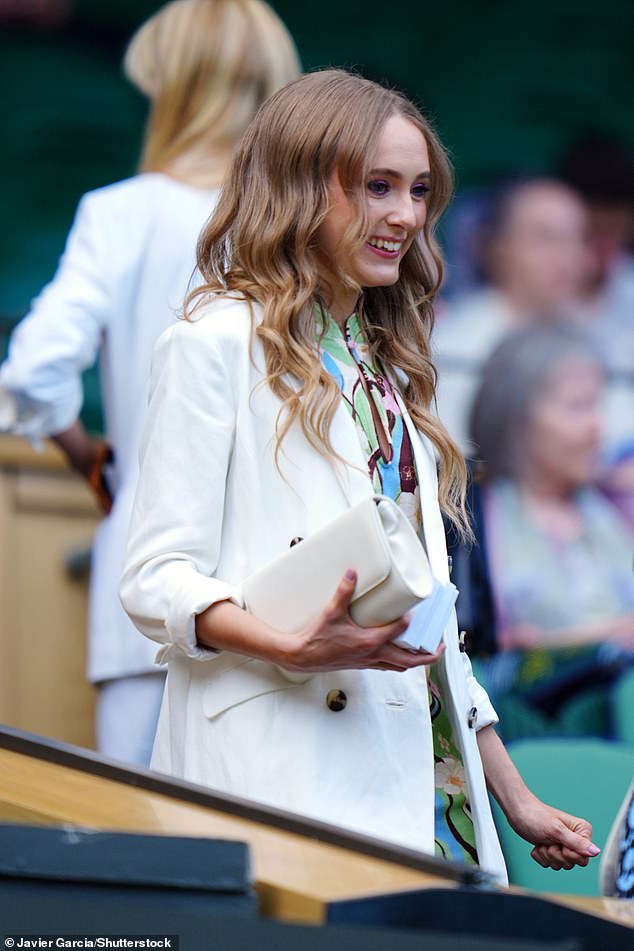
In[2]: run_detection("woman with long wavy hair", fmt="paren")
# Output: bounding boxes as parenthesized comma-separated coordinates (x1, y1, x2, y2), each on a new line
(121, 70, 598, 881)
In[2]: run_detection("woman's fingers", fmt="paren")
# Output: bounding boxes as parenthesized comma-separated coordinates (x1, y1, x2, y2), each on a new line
(531, 845, 563, 869)
(323, 572, 411, 644)
(302, 572, 445, 672)
(546, 815, 598, 859)
(529, 812, 598, 870)
(530, 844, 590, 870)
(559, 847, 590, 869)
(370, 640, 446, 671)
(323, 570, 359, 621)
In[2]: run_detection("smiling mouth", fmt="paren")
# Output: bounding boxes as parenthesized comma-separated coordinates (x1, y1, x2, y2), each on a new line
(368, 237, 403, 253)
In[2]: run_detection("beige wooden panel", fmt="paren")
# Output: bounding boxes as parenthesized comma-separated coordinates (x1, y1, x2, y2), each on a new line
(12, 503, 97, 745)
(0, 434, 69, 471)
(0, 470, 17, 714)
(0, 747, 447, 924)
(545, 892, 634, 931)
(0, 437, 100, 747)
(0, 743, 632, 931)
(15, 469, 99, 514)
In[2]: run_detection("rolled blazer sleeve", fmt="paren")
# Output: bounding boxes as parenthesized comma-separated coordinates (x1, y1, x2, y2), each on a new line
(461, 648, 498, 730)
(120, 316, 242, 662)
(0, 194, 109, 441)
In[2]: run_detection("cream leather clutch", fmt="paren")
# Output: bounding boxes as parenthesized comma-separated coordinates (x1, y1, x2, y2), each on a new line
(241, 495, 434, 636)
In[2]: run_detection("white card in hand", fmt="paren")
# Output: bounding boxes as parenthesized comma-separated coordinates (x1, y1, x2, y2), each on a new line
(393, 580, 458, 653)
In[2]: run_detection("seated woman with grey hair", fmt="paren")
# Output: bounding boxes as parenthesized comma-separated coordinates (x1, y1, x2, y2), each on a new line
(454, 323, 634, 739)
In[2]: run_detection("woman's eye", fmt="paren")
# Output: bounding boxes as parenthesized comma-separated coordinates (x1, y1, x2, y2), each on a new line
(367, 180, 389, 196)
(411, 183, 430, 199)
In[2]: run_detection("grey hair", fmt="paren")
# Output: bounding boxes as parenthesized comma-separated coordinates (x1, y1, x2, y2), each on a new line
(468, 322, 603, 482)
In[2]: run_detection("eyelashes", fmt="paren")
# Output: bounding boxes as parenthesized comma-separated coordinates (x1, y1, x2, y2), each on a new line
(367, 179, 430, 199)
(367, 179, 390, 196)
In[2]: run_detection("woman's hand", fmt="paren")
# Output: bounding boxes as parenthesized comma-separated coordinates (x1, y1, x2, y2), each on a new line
(476, 726, 600, 872)
(53, 421, 114, 513)
(196, 569, 445, 673)
(505, 793, 599, 871)
(280, 569, 446, 673)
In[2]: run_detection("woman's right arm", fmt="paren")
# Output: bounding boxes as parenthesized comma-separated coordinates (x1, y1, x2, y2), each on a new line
(120, 316, 243, 660)
(0, 193, 108, 441)
(196, 571, 446, 673)
(121, 315, 445, 674)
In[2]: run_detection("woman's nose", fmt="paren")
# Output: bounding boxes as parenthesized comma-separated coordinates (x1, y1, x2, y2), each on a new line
(386, 193, 419, 230)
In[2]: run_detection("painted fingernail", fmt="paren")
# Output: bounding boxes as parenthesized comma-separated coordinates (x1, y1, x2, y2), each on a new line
(345, 569, 356, 581)
(587, 844, 600, 856)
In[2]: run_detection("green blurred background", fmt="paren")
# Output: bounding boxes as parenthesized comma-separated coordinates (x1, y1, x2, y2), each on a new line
(1, 0, 633, 431)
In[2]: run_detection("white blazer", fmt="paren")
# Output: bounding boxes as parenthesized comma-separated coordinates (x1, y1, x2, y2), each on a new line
(120, 296, 508, 883)
(0, 173, 219, 682)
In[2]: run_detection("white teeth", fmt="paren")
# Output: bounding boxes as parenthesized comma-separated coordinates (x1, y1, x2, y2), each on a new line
(369, 238, 401, 252)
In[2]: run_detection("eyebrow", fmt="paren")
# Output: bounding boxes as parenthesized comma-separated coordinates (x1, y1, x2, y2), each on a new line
(369, 168, 431, 180)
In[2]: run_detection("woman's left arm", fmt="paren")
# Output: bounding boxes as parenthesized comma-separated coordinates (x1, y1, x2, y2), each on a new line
(476, 725, 601, 870)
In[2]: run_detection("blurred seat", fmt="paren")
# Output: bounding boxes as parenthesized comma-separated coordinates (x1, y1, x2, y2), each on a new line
(491, 737, 634, 896)
(611, 667, 634, 745)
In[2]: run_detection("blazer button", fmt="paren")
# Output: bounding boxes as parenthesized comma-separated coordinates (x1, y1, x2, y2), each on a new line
(467, 706, 478, 729)
(326, 689, 347, 712)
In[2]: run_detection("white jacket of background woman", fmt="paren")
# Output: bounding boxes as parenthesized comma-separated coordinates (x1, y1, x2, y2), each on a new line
(0, 173, 218, 683)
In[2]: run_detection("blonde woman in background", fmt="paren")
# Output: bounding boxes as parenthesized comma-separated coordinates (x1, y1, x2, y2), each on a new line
(0, 0, 300, 766)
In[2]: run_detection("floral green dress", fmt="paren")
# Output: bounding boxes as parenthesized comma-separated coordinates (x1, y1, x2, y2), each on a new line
(318, 307, 478, 864)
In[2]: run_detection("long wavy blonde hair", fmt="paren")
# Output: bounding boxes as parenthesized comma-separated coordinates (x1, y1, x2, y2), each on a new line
(187, 69, 470, 535)
(123, 0, 301, 182)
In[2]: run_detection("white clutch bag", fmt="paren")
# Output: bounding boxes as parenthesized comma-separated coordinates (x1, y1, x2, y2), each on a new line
(241, 494, 434, 637)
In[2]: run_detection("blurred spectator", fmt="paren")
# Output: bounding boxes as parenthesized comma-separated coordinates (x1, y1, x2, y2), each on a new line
(0, 0, 300, 766)
(560, 134, 634, 303)
(450, 324, 634, 741)
(438, 187, 490, 300)
(0, 0, 70, 28)
(600, 443, 634, 534)
(433, 177, 589, 455)
(560, 133, 634, 503)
